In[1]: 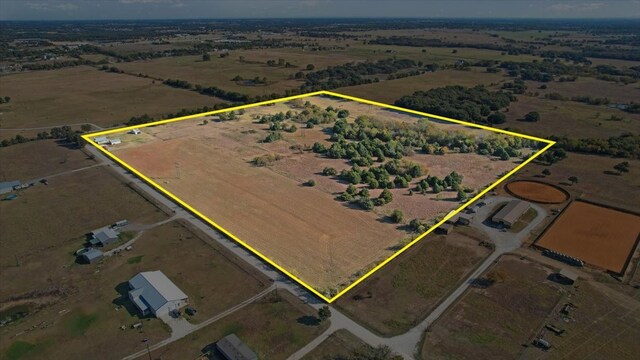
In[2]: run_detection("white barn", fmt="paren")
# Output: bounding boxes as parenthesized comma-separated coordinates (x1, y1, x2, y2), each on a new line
(128, 271, 188, 317)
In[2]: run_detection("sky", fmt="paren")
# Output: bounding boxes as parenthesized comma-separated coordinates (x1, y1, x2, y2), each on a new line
(1, 0, 639, 21)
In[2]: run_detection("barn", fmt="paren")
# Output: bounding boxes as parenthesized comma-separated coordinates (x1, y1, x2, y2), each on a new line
(492, 200, 531, 228)
(128, 271, 188, 317)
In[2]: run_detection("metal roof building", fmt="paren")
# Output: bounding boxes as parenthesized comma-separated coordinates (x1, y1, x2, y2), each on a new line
(492, 200, 531, 228)
(90, 226, 119, 246)
(81, 248, 104, 263)
(216, 334, 258, 360)
(128, 271, 188, 317)
(0, 181, 21, 195)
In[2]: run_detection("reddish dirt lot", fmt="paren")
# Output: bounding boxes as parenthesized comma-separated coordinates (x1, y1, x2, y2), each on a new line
(506, 180, 569, 204)
(536, 201, 640, 274)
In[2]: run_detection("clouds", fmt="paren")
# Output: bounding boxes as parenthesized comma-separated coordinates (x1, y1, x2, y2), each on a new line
(25, 1, 79, 12)
(549, 1, 605, 13)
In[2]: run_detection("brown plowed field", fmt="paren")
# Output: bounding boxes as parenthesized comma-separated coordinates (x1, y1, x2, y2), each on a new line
(536, 201, 640, 273)
(506, 180, 569, 204)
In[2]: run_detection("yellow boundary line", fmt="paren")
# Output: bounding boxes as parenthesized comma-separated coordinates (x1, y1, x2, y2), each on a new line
(82, 90, 554, 303)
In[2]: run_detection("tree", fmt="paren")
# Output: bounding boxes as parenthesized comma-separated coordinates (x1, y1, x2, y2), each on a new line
(379, 188, 393, 204)
(304, 179, 316, 187)
(202, 53, 211, 61)
(487, 112, 506, 124)
(524, 111, 540, 122)
(318, 306, 331, 321)
(542, 168, 551, 176)
(322, 167, 337, 176)
(306, 64, 315, 71)
(337, 109, 350, 118)
(346, 184, 358, 195)
(568, 176, 579, 184)
(614, 161, 630, 174)
(457, 189, 468, 201)
(312, 142, 327, 153)
(390, 209, 404, 223)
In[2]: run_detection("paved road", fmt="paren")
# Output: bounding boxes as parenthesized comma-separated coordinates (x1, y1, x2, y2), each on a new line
(88, 145, 547, 360)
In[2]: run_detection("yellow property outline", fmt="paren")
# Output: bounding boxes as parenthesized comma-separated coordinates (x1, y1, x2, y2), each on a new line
(82, 90, 555, 303)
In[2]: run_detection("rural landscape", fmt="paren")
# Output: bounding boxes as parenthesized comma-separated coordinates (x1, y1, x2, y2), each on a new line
(1, 1, 639, 359)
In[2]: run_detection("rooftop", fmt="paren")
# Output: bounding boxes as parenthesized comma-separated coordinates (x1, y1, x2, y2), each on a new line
(216, 334, 257, 360)
(493, 200, 530, 225)
(129, 271, 188, 313)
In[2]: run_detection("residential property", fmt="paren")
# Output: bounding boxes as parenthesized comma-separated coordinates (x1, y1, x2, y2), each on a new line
(81, 248, 104, 263)
(492, 200, 531, 228)
(0, 181, 21, 195)
(89, 226, 119, 247)
(128, 271, 189, 317)
(216, 334, 258, 360)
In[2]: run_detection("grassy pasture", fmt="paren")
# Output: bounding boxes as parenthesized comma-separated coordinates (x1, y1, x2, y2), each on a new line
(527, 77, 640, 104)
(0, 66, 222, 129)
(335, 230, 490, 336)
(302, 329, 367, 359)
(421, 256, 563, 359)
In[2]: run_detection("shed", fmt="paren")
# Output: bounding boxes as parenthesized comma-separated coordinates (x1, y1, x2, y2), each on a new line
(436, 223, 454, 235)
(81, 248, 103, 263)
(128, 271, 188, 317)
(456, 214, 472, 226)
(0, 181, 21, 195)
(109, 138, 121, 145)
(558, 269, 579, 284)
(216, 334, 257, 360)
(93, 136, 109, 145)
(130, 129, 141, 135)
(492, 200, 531, 227)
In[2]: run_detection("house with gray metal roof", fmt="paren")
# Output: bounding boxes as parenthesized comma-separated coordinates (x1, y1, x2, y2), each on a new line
(89, 226, 119, 246)
(128, 271, 188, 317)
(216, 334, 257, 360)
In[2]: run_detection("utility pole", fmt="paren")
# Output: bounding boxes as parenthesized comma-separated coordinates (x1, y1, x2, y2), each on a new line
(143, 338, 151, 360)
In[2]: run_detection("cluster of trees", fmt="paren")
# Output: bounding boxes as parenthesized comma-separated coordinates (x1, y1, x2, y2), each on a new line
(302, 58, 420, 91)
(0, 96, 11, 104)
(22, 59, 93, 71)
(338, 184, 395, 210)
(0, 125, 84, 148)
(265, 58, 295, 68)
(395, 85, 515, 124)
(414, 171, 467, 197)
(551, 133, 640, 159)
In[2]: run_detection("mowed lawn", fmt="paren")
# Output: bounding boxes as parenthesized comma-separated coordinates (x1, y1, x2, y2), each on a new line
(0, 220, 269, 360)
(421, 257, 563, 359)
(0, 140, 96, 181)
(152, 291, 329, 360)
(335, 231, 490, 336)
(0, 66, 223, 129)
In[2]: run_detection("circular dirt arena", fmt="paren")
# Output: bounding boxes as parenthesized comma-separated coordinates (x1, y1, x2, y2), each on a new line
(505, 180, 569, 204)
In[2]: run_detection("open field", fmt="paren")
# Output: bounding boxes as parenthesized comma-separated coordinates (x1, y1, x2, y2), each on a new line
(421, 256, 563, 359)
(152, 291, 329, 360)
(0, 165, 166, 275)
(0, 140, 96, 181)
(499, 95, 640, 139)
(0, 219, 268, 360)
(527, 77, 640, 104)
(520, 281, 640, 360)
(335, 230, 490, 336)
(536, 201, 640, 274)
(102, 94, 533, 296)
(506, 180, 569, 204)
(0, 66, 222, 130)
(339, 68, 506, 104)
(302, 329, 367, 360)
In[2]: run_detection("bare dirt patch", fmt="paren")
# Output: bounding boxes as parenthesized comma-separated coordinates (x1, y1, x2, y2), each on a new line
(506, 180, 569, 204)
(536, 201, 640, 274)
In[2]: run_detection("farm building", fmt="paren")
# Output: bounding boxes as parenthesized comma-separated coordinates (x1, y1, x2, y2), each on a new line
(557, 268, 579, 285)
(436, 223, 454, 235)
(0, 181, 22, 195)
(130, 129, 141, 135)
(89, 226, 119, 246)
(93, 136, 110, 145)
(128, 271, 188, 317)
(81, 248, 104, 263)
(456, 214, 472, 226)
(492, 200, 531, 228)
(109, 138, 122, 145)
(216, 334, 257, 360)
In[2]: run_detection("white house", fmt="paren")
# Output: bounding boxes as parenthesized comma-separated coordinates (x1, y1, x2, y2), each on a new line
(128, 271, 188, 317)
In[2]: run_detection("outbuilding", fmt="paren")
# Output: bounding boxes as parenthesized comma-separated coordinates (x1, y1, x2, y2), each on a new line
(109, 138, 121, 145)
(81, 248, 104, 263)
(557, 268, 579, 285)
(492, 200, 531, 228)
(89, 226, 119, 247)
(0, 181, 22, 195)
(216, 334, 257, 360)
(436, 223, 454, 235)
(128, 271, 189, 317)
(456, 214, 472, 226)
(93, 136, 110, 145)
